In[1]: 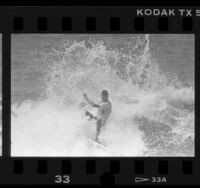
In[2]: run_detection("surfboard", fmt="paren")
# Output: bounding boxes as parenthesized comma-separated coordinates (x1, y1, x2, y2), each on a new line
(87, 138, 105, 148)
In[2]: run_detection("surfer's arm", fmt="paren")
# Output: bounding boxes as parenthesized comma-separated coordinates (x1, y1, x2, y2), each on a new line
(83, 94, 100, 108)
(85, 110, 99, 121)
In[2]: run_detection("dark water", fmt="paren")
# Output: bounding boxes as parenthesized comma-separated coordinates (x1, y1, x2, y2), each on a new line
(151, 34, 194, 86)
(11, 34, 194, 104)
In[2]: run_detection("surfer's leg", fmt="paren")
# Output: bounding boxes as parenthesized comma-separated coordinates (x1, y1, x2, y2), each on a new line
(96, 120, 101, 142)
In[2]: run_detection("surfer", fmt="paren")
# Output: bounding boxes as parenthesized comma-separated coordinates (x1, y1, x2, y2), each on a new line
(83, 90, 112, 143)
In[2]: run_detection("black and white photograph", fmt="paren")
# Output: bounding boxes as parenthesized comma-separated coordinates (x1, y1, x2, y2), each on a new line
(11, 34, 194, 157)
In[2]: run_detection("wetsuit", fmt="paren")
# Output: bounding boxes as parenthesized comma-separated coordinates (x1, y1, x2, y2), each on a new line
(85, 98, 112, 142)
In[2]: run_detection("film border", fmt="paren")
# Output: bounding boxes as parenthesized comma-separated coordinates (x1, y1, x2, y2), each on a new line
(0, 6, 198, 185)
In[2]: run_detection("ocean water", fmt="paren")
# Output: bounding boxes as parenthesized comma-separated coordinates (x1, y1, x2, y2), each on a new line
(11, 34, 194, 156)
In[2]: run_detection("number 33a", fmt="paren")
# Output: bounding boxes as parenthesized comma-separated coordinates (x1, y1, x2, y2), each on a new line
(55, 175, 70, 184)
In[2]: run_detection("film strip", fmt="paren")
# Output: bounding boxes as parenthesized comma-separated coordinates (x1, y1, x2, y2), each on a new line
(0, 6, 199, 185)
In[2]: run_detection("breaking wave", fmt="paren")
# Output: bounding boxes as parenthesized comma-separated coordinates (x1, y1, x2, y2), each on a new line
(11, 34, 194, 156)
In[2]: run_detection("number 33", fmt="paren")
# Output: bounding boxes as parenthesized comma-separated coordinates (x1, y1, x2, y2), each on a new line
(55, 175, 70, 184)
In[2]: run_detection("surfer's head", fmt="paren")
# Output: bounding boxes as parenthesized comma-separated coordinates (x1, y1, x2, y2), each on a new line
(100, 90, 109, 102)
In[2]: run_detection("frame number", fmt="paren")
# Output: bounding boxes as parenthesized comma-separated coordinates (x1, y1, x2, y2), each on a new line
(55, 175, 70, 184)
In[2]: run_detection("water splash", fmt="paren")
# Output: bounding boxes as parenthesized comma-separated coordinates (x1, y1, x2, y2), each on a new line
(12, 35, 194, 156)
